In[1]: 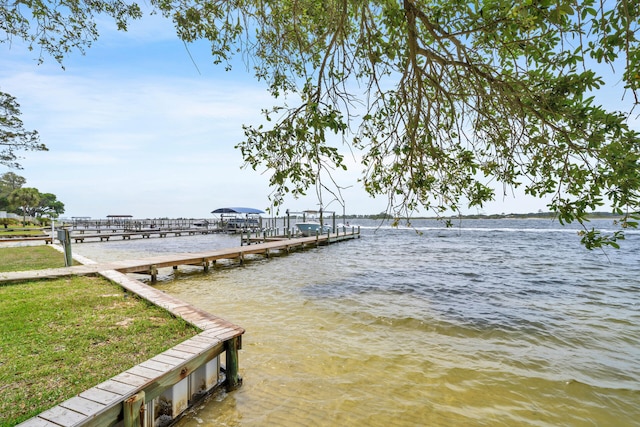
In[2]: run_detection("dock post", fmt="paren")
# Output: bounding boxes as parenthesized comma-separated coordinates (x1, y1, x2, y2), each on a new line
(149, 265, 158, 283)
(225, 336, 242, 391)
(124, 391, 145, 427)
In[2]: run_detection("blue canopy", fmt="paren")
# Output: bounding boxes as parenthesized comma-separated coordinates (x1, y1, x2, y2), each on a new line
(211, 207, 265, 214)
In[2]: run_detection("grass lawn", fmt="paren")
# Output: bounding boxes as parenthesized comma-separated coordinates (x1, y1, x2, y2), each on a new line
(0, 226, 48, 237)
(0, 246, 200, 426)
(0, 245, 70, 272)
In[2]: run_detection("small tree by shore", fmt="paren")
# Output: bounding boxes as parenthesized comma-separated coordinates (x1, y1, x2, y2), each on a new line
(7, 187, 40, 226)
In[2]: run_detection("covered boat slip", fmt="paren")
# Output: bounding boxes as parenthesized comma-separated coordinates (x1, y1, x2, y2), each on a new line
(211, 207, 265, 233)
(212, 207, 348, 236)
(37, 208, 348, 244)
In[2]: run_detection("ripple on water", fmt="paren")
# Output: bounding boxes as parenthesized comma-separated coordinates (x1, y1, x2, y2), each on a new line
(73, 220, 640, 426)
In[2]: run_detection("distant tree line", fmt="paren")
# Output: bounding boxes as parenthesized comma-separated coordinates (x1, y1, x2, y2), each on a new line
(344, 211, 618, 221)
(0, 172, 65, 225)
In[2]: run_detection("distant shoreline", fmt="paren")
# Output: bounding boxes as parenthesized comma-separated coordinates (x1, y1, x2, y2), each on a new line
(345, 211, 622, 221)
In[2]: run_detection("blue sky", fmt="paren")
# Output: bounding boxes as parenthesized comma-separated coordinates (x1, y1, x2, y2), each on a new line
(0, 11, 627, 219)
(1, 12, 387, 218)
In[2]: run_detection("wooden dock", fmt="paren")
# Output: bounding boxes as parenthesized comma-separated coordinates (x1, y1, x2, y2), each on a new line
(0, 228, 218, 245)
(69, 228, 217, 243)
(8, 228, 359, 426)
(0, 229, 360, 284)
(14, 253, 244, 427)
(0, 235, 53, 244)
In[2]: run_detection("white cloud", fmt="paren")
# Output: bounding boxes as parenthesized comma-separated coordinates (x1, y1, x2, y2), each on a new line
(1, 17, 568, 219)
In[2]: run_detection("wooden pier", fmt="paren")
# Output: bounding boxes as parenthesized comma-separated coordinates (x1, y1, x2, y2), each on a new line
(13, 254, 244, 427)
(7, 227, 359, 426)
(0, 228, 360, 284)
(0, 228, 217, 245)
(69, 228, 217, 243)
(0, 235, 53, 244)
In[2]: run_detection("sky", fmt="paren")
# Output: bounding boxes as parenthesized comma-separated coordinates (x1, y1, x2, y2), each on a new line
(0, 10, 630, 219)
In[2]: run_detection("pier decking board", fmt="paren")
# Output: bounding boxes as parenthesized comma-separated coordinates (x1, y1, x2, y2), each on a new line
(110, 372, 150, 388)
(59, 396, 106, 417)
(140, 359, 177, 373)
(95, 379, 138, 396)
(38, 406, 86, 427)
(149, 354, 184, 367)
(16, 419, 59, 427)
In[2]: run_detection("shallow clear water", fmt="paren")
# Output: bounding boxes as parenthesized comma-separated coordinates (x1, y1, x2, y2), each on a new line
(73, 219, 640, 426)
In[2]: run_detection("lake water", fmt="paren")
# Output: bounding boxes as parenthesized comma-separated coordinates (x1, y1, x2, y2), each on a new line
(72, 218, 640, 426)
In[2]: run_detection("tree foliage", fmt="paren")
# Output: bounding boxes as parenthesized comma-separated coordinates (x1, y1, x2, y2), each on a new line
(0, 91, 47, 169)
(160, 0, 640, 248)
(0, 171, 26, 196)
(0, 173, 65, 218)
(7, 187, 40, 225)
(0, 171, 26, 211)
(2, 0, 640, 248)
(1, 0, 142, 64)
(33, 192, 65, 218)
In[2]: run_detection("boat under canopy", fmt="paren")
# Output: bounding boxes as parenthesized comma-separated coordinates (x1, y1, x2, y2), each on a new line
(211, 207, 264, 232)
(211, 207, 265, 214)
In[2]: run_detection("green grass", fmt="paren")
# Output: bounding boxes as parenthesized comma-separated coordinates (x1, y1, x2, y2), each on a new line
(0, 248, 201, 426)
(0, 226, 47, 237)
(0, 245, 70, 272)
(0, 230, 46, 236)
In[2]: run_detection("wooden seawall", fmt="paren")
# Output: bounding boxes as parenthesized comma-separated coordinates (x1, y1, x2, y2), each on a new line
(14, 253, 244, 427)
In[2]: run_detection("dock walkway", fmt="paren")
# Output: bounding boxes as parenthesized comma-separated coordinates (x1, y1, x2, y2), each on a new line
(0, 229, 359, 284)
(8, 228, 359, 426)
(13, 253, 244, 427)
(69, 228, 216, 243)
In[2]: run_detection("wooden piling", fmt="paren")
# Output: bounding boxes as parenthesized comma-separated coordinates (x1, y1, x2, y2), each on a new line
(124, 391, 145, 427)
(225, 336, 242, 391)
(149, 265, 158, 282)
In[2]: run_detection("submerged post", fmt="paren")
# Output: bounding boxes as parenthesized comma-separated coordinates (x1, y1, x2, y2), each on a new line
(225, 336, 242, 391)
(149, 265, 158, 283)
